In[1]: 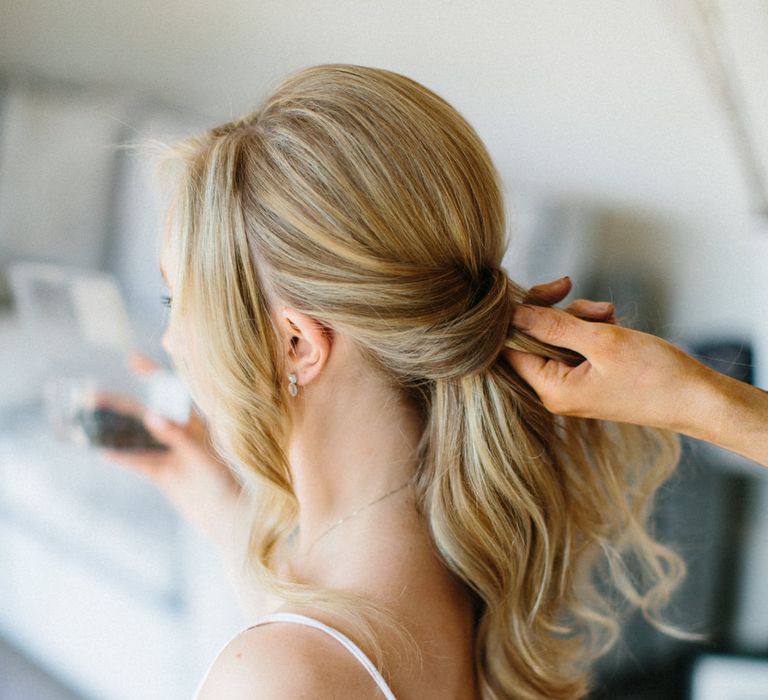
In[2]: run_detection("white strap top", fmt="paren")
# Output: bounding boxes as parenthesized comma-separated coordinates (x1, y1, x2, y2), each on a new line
(193, 611, 397, 699)
(245, 612, 397, 699)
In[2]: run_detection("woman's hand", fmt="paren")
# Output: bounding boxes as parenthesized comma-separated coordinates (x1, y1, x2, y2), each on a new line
(99, 352, 243, 546)
(506, 278, 768, 467)
(103, 353, 285, 618)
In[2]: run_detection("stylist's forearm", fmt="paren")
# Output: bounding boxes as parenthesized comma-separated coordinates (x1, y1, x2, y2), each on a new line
(683, 366, 768, 467)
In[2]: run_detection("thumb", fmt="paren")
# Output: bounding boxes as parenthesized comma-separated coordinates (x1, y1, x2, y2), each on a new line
(142, 411, 190, 448)
(504, 349, 547, 391)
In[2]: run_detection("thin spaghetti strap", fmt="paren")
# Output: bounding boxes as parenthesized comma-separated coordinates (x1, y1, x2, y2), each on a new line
(247, 611, 397, 700)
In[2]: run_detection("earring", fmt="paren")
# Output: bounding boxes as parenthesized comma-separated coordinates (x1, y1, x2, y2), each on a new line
(287, 372, 299, 397)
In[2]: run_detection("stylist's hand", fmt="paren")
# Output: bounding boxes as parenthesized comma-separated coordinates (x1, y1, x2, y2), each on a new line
(99, 352, 242, 545)
(507, 277, 712, 434)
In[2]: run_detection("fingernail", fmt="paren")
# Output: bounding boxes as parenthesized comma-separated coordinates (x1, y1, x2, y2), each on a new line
(512, 303, 535, 329)
(144, 411, 169, 431)
(560, 275, 571, 282)
(596, 301, 614, 312)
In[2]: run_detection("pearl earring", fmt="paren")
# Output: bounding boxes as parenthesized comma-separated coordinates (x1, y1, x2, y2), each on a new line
(287, 372, 299, 397)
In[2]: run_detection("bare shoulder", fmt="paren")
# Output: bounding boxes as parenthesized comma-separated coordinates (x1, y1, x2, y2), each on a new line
(195, 620, 384, 700)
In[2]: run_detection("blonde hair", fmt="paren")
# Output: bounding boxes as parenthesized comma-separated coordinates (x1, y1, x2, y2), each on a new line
(144, 64, 685, 698)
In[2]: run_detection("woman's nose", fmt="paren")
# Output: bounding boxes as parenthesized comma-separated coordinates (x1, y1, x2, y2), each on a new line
(161, 327, 172, 356)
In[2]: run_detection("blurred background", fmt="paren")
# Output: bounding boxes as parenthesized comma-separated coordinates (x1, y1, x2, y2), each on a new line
(0, 1, 767, 698)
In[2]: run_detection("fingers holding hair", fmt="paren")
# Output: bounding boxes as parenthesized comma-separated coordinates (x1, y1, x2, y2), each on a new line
(523, 277, 616, 323)
(564, 299, 616, 324)
(524, 276, 573, 305)
(509, 303, 607, 358)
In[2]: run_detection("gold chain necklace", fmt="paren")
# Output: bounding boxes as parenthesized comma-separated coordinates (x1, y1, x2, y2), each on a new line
(303, 476, 415, 556)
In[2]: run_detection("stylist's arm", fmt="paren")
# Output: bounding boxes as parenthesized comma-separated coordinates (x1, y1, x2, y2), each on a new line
(506, 295, 768, 468)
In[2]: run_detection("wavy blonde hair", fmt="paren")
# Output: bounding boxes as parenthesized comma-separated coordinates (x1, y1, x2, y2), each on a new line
(144, 64, 686, 699)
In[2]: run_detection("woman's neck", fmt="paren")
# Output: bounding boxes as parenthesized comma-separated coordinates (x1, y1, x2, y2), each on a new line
(285, 371, 423, 567)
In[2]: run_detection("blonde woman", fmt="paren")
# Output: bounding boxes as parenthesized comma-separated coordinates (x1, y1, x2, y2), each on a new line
(102, 63, 764, 699)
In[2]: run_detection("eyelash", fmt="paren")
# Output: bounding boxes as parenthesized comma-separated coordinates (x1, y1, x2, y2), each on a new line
(161, 294, 172, 308)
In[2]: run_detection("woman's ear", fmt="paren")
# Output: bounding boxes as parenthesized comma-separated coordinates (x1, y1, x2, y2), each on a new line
(280, 307, 332, 387)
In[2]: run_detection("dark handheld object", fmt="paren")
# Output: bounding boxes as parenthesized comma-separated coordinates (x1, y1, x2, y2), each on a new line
(75, 406, 169, 451)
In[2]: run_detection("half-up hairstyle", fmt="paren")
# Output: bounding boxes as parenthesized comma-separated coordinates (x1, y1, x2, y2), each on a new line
(144, 63, 685, 699)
